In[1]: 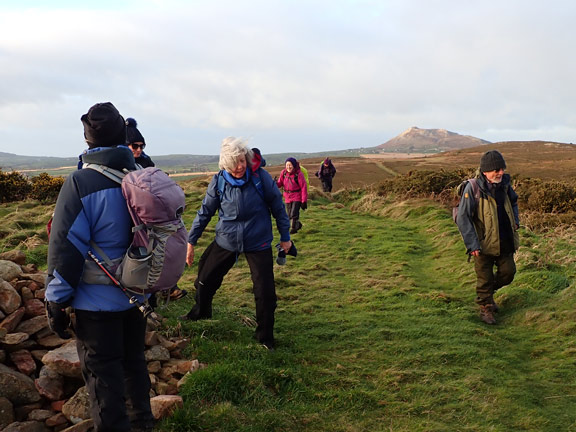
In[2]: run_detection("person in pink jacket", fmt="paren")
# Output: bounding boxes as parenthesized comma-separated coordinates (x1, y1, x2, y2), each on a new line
(276, 157, 308, 234)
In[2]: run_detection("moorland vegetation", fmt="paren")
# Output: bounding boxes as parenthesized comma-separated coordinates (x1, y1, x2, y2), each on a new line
(2, 144, 576, 431)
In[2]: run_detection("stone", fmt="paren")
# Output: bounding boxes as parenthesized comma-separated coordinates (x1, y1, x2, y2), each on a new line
(41, 341, 81, 379)
(28, 409, 54, 422)
(0, 307, 25, 333)
(37, 334, 70, 349)
(13, 403, 43, 422)
(21, 287, 35, 302)
(21, 264, 38, 274)
(46, 412, 68, 427)
(21, 273, 46, 287)
(0, 363, 42, 405)
(62, 386, 91, 424)
(34, 288, 46, 300)
(0, 396, 15, 430)
(145, 331, 160, 346)
(0, 250, 26, 265)
(154, 380, 178, 396)
(144, 344, 171, 362)
(30, 349, 49, 362)
(24, 299, 45, 317)
(150, 395, 183, 420)
(3, 420, 47, 432)
(50, 400, 66, 412)
(2, 332, 30, 345)
(16, 316, 48, 336)
(0, 280, 22, 315)
(35, 365, 65, 401)
(0, 260, 23, 282)
(147, 360, 161, 374)
(157, 359, 198, 380)
(59, 418, 93, 432)
(9, 349, 37, 376)
(0, 349, 5, 363)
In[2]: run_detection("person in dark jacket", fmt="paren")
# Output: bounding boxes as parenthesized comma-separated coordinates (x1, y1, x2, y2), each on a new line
(180, 137, 292, 350)
(45, 102, 154, 432)
(126, 117, 155, 168)
(315, 157, 336, 192)
(456, 150, 520, 325)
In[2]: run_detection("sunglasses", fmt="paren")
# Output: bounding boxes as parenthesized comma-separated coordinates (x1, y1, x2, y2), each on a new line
(130, 143, 146, 150)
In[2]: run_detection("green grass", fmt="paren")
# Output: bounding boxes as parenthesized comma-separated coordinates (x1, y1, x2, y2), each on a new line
(2, 182, 576, 431)
(155, 189, 576, 432)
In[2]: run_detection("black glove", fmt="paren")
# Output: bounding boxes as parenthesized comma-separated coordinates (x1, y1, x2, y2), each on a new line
(273, 175, 278, 182)
(301, 201, 307, 211)
(46, 301, 72, 339)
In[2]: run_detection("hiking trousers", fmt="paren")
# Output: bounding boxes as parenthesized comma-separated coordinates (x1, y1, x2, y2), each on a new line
(286, 201, 302, 232)
(188, 241, 277, 344)
(321, 178, 333, 192)
(474, 252, 516, 305)
(75, 307, 153, 432)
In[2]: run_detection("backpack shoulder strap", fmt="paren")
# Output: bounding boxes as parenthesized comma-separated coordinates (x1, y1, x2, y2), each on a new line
(469, 178, 481, 202)
(216, 171, 226, 197)
(83, 163, 127, 185)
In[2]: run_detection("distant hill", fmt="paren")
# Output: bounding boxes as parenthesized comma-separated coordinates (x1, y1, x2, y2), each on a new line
(378, 127, 491, 153)
(0, 148, 367, 174)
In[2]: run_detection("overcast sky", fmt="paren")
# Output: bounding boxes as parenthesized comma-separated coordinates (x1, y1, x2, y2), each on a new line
(1, 0, 575, 157)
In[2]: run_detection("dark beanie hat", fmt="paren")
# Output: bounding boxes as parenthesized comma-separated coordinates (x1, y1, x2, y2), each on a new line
(81, 102, 126, 148)
(125, 117, 146, 145)
(480, 150, 506, 172)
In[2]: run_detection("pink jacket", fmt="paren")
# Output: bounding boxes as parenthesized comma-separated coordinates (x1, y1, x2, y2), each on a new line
(276, 169, 307, 204)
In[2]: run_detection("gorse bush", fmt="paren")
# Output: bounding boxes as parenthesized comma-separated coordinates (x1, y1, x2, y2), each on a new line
(0, 169, 63, 203)
(0, 170, 32, 203)
(374, 169, 576, 230)
(30, 173, 66, 202)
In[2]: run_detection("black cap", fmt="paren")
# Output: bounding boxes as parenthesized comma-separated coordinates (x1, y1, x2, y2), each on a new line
(81, 102, 126, 148)
(480, 150, 506, 172)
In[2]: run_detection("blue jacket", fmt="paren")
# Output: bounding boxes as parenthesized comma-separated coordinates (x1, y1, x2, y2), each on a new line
(188, 168, 290, 252)
(45, 146, 146, 311)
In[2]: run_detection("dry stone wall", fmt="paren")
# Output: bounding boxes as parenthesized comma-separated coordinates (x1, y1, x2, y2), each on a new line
(0, 250, 200, 431)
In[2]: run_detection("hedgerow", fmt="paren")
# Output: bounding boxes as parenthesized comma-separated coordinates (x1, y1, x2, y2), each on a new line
(0, 169, 64, 203)
(374, 169, 576, 230)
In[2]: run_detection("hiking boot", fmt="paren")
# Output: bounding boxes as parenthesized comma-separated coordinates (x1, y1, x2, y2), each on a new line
(169, 287, 187, 300)
(491, 300, 500, 313)
(479, 304, 497, 325)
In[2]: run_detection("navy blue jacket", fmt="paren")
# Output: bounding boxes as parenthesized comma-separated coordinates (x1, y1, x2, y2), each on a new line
(45, 146, 145, 311)
(188, 168, 290, 252)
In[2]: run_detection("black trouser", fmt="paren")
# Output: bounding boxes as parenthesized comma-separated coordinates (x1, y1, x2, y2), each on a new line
(286, 201, 302, 232)
(75, 307, 153, 432)
(187, 241, 277, 344)
(321, 178, 333, 192)
(474, 253, 516, 305)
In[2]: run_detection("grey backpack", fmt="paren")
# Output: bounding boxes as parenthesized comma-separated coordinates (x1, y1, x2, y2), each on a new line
(85, 164, 188, 295)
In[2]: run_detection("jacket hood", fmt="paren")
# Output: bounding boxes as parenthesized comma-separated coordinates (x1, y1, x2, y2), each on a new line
(81, 145, 137, 171)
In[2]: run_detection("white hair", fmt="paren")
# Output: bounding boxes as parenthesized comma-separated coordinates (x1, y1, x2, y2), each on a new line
(219, 137, 253, 173)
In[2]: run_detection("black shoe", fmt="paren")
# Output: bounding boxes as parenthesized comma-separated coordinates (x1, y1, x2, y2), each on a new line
(261, 340, 275, 351)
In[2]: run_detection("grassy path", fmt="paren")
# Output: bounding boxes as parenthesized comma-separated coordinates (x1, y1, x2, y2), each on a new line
(162, 196, 576, 432)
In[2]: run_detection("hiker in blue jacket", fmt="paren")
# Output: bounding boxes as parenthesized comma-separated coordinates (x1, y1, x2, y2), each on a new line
(45, 102, 154, 432)
(181, 137, 292, 350)
(456, 150, 520, 325)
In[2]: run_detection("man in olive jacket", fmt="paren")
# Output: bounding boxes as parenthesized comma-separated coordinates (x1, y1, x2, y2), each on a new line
(456, 150, 520, 325)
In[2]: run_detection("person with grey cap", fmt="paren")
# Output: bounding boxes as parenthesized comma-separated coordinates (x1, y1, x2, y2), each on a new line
(45, 102, 155, 431)
(456, 150, 520, 325)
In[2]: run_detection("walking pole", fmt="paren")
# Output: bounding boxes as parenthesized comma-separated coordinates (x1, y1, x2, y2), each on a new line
(87, 250, 160, 325)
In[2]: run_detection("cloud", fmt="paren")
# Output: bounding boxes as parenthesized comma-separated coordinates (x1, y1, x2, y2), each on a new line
(1, 0, 576, 157)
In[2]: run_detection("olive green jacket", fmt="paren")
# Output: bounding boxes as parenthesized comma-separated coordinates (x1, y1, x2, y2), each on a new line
(456, 173, 519, 256)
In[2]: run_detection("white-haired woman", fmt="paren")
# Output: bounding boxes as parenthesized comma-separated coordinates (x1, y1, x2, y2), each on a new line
(181, 137, 292, 350)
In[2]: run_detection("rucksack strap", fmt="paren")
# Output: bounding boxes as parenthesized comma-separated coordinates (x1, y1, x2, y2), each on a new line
(83, 163, 129, 185)
(217, 170, 266, 203)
